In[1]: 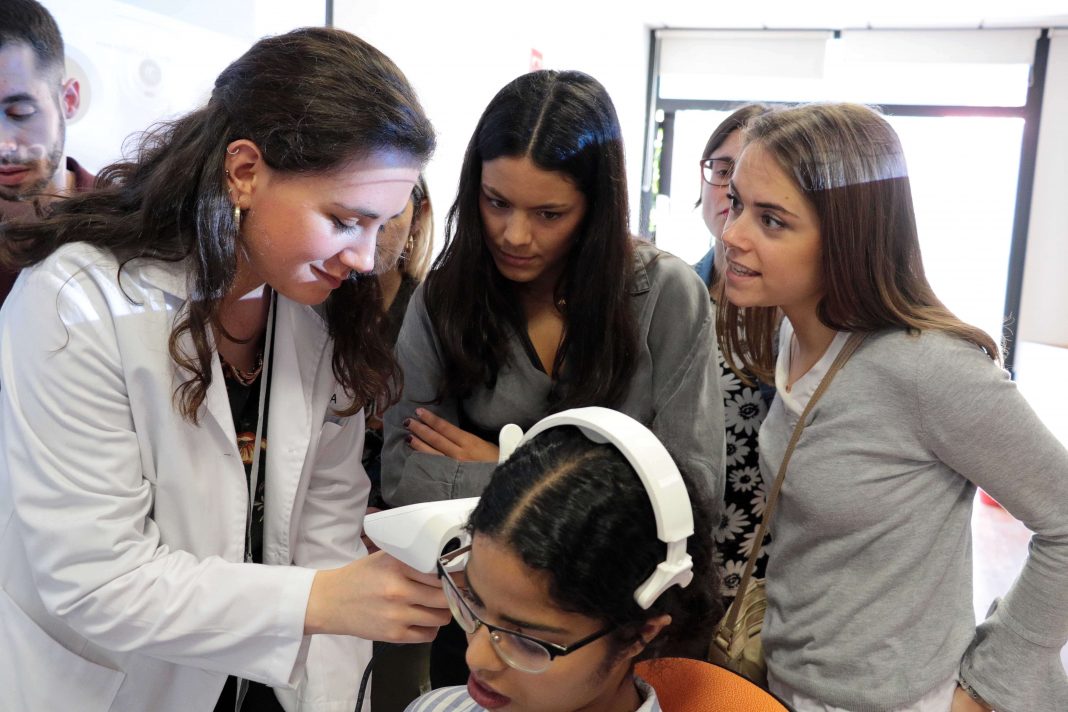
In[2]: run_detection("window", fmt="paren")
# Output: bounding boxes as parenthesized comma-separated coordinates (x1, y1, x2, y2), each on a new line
(644, 28, 1044, 366)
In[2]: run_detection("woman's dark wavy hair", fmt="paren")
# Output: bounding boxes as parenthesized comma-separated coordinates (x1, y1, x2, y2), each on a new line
(0, 27, 435, 422)
(468, 426, 720, 662)
(424, 70, 637, 409)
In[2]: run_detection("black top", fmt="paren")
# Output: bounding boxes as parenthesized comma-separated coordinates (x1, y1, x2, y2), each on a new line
(224, 369, 268, 564)
(214, 351, 282, 711)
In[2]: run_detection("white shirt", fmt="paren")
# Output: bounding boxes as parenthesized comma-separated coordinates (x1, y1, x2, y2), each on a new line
(404, 679, 661, 712)
(769, 672, 958, 712)
(774, 318, 850, 424)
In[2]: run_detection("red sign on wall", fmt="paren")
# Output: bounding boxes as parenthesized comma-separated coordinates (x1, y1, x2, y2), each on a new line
(530, 48, 543, 72)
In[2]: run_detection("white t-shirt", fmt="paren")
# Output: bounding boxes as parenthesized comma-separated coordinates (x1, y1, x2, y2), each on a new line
(774, 318, 850, 423)
(404, 678, 661, 712)
(769, 671, 958, 712)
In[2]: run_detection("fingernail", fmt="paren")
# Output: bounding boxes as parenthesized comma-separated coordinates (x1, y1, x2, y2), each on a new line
(405, 434, 412, 444)
(415, 408, 425, 417)
(403, 418, 411, 428)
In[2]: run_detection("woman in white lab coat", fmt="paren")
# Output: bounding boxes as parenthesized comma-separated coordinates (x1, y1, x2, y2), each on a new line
(0, 28, 449, 712)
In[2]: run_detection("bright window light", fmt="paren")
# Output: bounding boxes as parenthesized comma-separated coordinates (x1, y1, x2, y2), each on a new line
(654, 110, 1023, 346)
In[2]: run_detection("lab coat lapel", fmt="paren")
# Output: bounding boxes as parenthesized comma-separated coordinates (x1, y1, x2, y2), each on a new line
(271, 298, 325, 452)
(290, 300, 330, 417)
(202, 353, 239, 453)
(136, 259, 240, 454)
(263, 298, 329, 562)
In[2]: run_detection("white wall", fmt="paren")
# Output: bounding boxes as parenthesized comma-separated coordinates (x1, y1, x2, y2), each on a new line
(1019, 30, 1068, 348)
(333, 0, 651, 253)
(44, 0, 324, 174)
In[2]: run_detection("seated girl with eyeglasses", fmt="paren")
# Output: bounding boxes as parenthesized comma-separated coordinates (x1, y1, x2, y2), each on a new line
(405, 413, 720, 712)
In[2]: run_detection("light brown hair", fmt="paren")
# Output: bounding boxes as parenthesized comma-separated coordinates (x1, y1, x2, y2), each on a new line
(398, 175, 434, 282)
(715, 102, 999, 382)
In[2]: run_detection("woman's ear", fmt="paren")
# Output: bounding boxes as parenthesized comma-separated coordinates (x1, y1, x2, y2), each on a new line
(223, 139, 266, 210)
(622, 614, 672, 661)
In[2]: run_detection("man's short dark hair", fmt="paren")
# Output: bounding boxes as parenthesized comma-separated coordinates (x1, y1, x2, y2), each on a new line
(0, 0, 65, 76)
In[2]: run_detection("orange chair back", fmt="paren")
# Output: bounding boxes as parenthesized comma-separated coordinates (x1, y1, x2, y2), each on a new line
(635, 658, 793, 712)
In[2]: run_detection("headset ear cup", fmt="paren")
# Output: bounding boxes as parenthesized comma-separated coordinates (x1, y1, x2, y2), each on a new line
(497, 423, 525, 463)
(634, 547, 695, 610)
(512, 406, 695, 608)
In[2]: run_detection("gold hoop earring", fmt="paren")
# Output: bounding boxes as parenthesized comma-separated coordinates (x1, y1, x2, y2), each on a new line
(233, 203, 242, 227)
(400, 234, 415, 264)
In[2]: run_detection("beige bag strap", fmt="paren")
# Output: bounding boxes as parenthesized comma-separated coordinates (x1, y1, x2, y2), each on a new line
(721, 331, 867, 631)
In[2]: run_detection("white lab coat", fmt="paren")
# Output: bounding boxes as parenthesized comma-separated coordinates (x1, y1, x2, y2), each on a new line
(0, 243, 371, 711)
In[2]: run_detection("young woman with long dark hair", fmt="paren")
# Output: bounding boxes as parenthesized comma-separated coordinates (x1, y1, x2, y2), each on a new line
(689, 104, 776, 610)
(0, 28, 450, 711)
(381, 70, 723, 511)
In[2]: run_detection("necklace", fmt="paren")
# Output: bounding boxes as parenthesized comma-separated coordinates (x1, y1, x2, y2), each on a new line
(785, 333, 800, 393)
(221, 350, 264, 386)
(217, 286, 272, 386)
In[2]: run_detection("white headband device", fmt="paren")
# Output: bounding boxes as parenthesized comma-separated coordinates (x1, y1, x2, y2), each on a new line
(499, 406, 695, 610)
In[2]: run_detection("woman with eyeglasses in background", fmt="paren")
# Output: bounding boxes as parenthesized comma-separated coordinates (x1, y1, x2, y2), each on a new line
(405, 416, 720, 712)
(693, 105, 776, 611)
(693, 105, 772, 287)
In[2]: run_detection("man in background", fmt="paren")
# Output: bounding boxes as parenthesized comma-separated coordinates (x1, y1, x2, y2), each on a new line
(1, 0, 92, 307)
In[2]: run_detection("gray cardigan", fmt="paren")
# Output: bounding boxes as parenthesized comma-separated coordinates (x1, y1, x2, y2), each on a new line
(760, 328, 1068, 712)
(381, 244, 725, 509)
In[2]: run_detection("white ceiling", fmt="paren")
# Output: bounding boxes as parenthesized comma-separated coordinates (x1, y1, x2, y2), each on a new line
(642, 0, 1068, 30)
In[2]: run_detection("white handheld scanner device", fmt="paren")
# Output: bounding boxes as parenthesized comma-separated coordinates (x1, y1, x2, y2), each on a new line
(363, 423, 528, 572)
(363, 497, 479, 574)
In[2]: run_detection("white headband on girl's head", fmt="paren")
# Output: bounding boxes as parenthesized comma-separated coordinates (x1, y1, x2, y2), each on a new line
(503, 406, 695, 609)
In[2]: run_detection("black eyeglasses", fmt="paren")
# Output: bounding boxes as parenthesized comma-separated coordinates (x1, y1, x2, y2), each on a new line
(700, 157, 734, 187)
(437, 545, 613, 674)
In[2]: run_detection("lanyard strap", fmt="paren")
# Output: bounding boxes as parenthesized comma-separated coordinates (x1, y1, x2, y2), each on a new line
(244, 290, 276, 564)
(722, 330, 867, 631)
